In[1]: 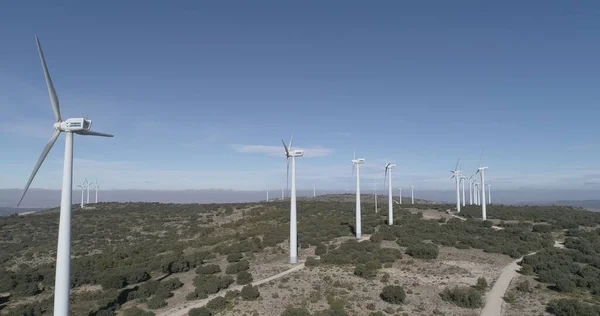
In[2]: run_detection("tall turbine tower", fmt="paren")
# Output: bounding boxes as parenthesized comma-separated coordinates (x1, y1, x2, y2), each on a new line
(282, 133, 303, 264)
(352, 150, 365, 238)
(468, 175, 474, 205)
(474, 182, 479, 205)
(373, 182, 378, 213)
(266, 188, 269, 202)
(476, 151, 488, 220)
(85, 178, 91, 204)
(93, 180, 99, 203)
(487, 181, 492, 205)
(384, 162, 396, 225)
(398, 188, 402, 204)
(77, 180, 87, 208)
(17, 37, 113, 316)
(410, 185, 414, 204)
(313, 184, 316, 198)
(450, 159, 462, 213)
(460, 176, 467, 207)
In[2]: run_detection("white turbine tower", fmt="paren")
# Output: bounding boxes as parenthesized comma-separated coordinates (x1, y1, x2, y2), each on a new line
(487, 181, 492, 205)
(450, 159, 462, 213)
(351, 150, 365, 238)
(282, 133, 303, 264)
(373, 182, 378, 213)
(313, 184, 316, 198)
(460, 176, 466, 207)
(476, 153, 488, 220)
(410, 185, 414, 204)
(93, 179, 99, 203)
(17, 37, 113, 316)
(384, 162, 396, 225)
(85, 178, 91, 204)
(398, 188, 402, 204)
(468, 175, 474, 205)
(474, 182, 480, 205)
(77, 179, 87, 208)
(266, 188, 269, 202)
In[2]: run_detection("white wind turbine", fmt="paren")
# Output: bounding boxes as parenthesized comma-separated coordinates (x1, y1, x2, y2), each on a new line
(460, 175, 467, 207)
(398, 188, 402, 204)
(93, 179, 100, 203)
(313, 184, 316, 198)
(351, 150, 365, 238)
(384, 162, 396, 225)
(17, 37, 113, 316)
(282, 133, 303, 264)
(486, 181, 492, 205)
(372, 182, 378, 213)
(410, 185, 415, 204)
(474, 181, 480, 205)
(77, 179, 88, 208)
(266, 188, 269, 202)
(450, 159, 462, 213)
(476, 153, 488, 220)
(85, 178, 91, 204)
(468, 175, 474, 205)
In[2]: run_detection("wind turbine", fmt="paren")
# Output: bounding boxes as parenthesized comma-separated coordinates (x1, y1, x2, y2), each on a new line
(77, 179, 87, 208)
(410, 185, 414, 204)
(17, 37, 113, 316)
(487, 181, 492, 205)
(313, 184, 316, 198)
(468, 175, 474, 205)
(460, 176, 467, 207)
(398, 188, 402, 204)
(266, 188, 269, 202)
(85, 178, 91, 204)
(476, 153, 488, 220)
(282, 133, 303, 264)
(384, 162, 396, 225)
(372, 182, 378, 213)
(93, 179, 100, 203)
(351, 150, 365, 238)
(474, 181, 480, 205)
(450, 159, 462, 213)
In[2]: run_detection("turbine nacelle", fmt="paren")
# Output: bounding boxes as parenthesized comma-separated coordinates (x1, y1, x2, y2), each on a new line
(385, 163, 396, 169)
(53, 118, 92, 132)
(352, 158, 365, 164)
(288, 149, 304, 157)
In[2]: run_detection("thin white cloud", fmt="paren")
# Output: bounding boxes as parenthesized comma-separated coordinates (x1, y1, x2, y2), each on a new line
(230, 144, 334, 158)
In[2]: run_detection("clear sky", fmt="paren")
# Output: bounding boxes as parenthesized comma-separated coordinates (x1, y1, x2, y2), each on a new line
(1, 1, 599, 193)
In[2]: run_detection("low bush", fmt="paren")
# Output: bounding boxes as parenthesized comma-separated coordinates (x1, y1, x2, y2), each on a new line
(188, 307, 211, 316)
(195, 264, 221, 275)
(226, 252, 243, 263)
(380, 285, 406, 304)
(240, 284, 260, 300)
(439, 286, 483, 308)
(547, 299, 600, 316)
(405, 243, 439, 259)
(236, 271, 253, 285)
(474, 277, 488, 291)
(206, 297, 227, 312)
(123, 306, 155, 316)
(147, 295, 167, 309)
(281, 308, 311, 316)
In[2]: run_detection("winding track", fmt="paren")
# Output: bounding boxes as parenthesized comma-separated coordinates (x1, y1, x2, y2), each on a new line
(157, 263, 305, 316)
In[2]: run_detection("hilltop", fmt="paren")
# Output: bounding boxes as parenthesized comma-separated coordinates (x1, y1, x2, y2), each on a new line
(1, 200, 599, 316)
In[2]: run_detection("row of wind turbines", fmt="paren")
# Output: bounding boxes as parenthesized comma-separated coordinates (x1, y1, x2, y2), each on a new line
(451, 158, 492, 220)
(77, 179, 102, 207)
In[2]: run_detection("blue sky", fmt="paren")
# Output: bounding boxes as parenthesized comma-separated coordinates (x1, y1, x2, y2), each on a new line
(1, 1, 599, 193)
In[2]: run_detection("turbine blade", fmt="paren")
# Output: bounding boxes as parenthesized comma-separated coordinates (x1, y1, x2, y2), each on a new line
(79, 130, 114, 137)
(35, 37, 61, 122)
(281, 139, 289, 156)
(288, 131, 295, 150)
(455, 158, 460, 171)
(478, 149, 483, 167)
(17, 129, 61, 206)
(384, 167, 388, 187)
(352, 163, 355, 176)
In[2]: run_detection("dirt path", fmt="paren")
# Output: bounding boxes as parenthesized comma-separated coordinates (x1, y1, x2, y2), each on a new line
(157, 263, 305, 316)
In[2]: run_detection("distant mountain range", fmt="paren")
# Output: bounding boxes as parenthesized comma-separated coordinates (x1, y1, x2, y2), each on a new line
(516, 200, 600, 211)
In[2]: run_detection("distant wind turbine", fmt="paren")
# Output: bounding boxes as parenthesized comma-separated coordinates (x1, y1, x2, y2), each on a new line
(85, 178, 90, 204)
(468, 175, 474, 205)
(384, 162, 396, 225)
(450, 159, 462, 213)
(460, 176, 466, 207)
(410, 185, 415, 204)
(266, 188, 269, 202)
(476, 152, 488, 220)
(17, 37, 113, 316)
(282, 132, 303, 264)
(352, 150, 365, 238)
(77, 179, 87, 208)
(93, 179, 99, 203)
(487, 181, 492, 205)
(474, 181, 480, 205)
(313, 184, 316, 198)
(372, 182, 378, 213)
(398, 188, 402, 204)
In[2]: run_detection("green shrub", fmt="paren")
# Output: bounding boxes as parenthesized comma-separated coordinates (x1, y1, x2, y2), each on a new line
(227, 252, 243, 263)
(405, 243, 439, 259)
(555, 277, 576, 292)
(354, 264, 377, 279)
(123, 306, 155, 316)
(281, 308, 311, 316)
(240, 284, 260, 300)
(147, 295, 167, 309)
(236, 271, 253, 285)
(547, 299, 600, 316)
(188, 307, 211, 316)
(206, 296, 227, 312)
(225, 259, 250, 274)
(439, 286, 483, 308)
(516, 280, 532, 293)
(380, 285, 406, 304)
(504, 291, 516, 304)
(161, 277, 183, 291)
(474, 277, 488, 291)
(196, 264, 221, 275)
(315, 243, 328, 256)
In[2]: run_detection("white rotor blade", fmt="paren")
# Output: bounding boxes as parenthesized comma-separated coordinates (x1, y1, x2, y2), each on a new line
(79, 130, 114, 137)
(352, 162, 355, 176)
(384, 167, 388, 187)
(281, 139, 289, 156)
(286, 157, 290, 194)
(455, 158, 460, 171)
(288, 131, 295, 150)
(35, 37, 61, 122)
(18, 129, 61, 206)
